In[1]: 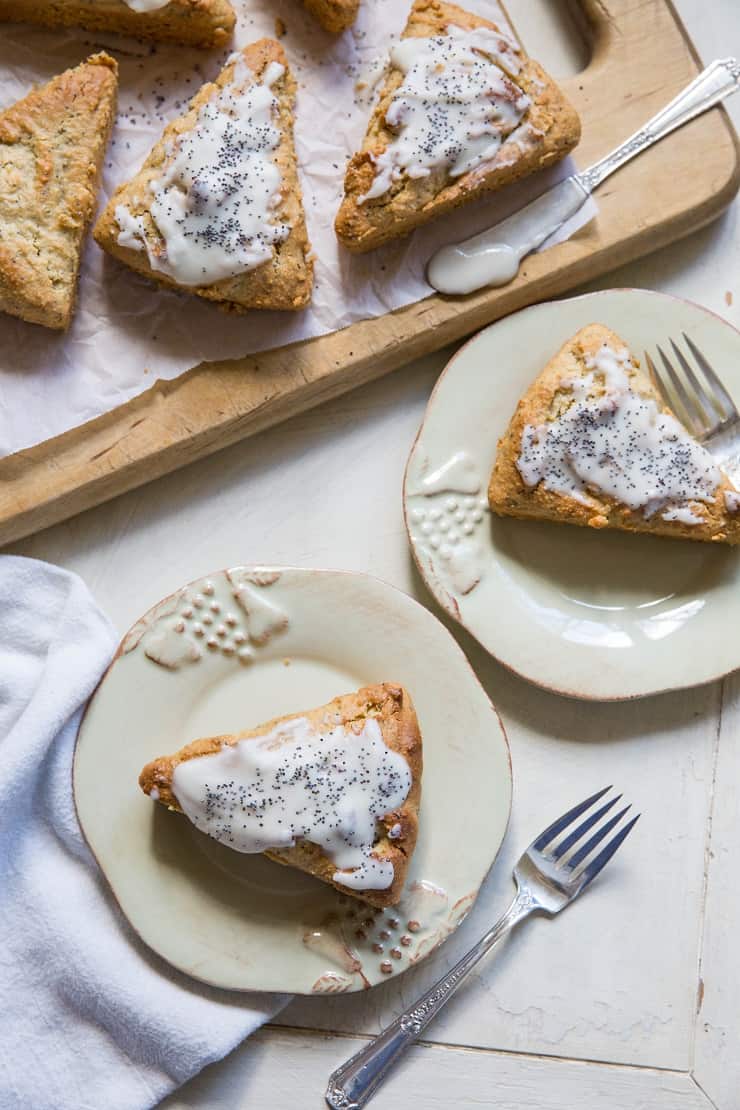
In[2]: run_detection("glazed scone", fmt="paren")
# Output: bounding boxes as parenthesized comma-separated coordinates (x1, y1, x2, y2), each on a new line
(95, 40, 313, 312)
(0, 53, 117, 330)
(301, 0, 359, 32)
(0, 0, 235, 48)
(140, 683, 422, 908)
(489, 324, 740, 545)
(335, 0, 580, 252)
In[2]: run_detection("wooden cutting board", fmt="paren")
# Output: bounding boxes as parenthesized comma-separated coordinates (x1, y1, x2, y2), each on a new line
(1, 0, 738, 545)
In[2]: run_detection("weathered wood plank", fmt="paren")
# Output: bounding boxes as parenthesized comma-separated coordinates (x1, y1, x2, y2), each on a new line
(163, 1026, 711, 1109)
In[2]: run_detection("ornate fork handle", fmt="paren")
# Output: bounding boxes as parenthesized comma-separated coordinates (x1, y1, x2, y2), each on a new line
(325, 887, 537, 1110)
(581, 58, 740, 191)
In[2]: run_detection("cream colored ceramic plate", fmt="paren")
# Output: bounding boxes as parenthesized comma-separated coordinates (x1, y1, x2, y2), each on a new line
(74, 566, 511, 994)
(404, 289, 740, 701)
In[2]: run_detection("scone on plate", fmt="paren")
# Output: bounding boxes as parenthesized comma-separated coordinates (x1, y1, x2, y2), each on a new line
(0, 0, 235, 48)
(489, 324, 740, 545)
(301, 0, 359, 32)
(95, 40, 313, 312)
(0, 53, 117, 330)
(139, 683, 422, 908)
(335, 0, 580, 252)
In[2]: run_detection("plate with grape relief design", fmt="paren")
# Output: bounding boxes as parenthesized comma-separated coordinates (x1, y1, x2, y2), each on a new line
(404, 289, 740, 700)
(74, 565, 511, 993)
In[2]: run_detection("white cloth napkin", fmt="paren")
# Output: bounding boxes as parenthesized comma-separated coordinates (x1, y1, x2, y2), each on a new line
(0, 557, 285, 1110)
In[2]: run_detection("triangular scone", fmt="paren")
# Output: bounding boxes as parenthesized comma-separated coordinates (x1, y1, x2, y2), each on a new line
(335, 0, 580, 252)
(0, 0, 235, 48)
(139, 683, 422, 908)
(0, 54, 117, 330)
(94, 40, 313, 312)
(302, 0, 359, 32)
(489, 324, 740, 545)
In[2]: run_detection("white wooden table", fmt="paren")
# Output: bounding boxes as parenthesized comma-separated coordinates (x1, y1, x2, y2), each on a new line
(13, 2, 740, 1106)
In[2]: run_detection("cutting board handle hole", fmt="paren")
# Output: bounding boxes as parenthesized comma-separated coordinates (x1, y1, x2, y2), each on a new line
(504, 0, 592, 78)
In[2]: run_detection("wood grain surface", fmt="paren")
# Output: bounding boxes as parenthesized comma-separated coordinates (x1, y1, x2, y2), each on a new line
(1, 0, 738, 546)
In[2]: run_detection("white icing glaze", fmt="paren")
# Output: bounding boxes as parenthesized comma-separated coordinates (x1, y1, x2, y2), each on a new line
(115, 205, 147, 252)
(170, 716, 412, 891)
(123, 0, 170, 10)
(517, 344, 722, 521)
(662, 506, 704, 525)
(361, 25, 529, 203)
(426, 174, 590, 295)
(115, 59, 288, 286)
(725, 489, 740, 513)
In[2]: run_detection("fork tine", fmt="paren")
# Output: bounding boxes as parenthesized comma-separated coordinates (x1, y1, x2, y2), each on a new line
(550, 795, 621, 860)
(566, 805, 631, 870)
(656, 345, 702, 434)
(577, 813, 641, 890)
(669, 339, 723, 424)
(645, 351, 672, 410)
(682, 332, 738, 420)
(532, 786, 611, 852)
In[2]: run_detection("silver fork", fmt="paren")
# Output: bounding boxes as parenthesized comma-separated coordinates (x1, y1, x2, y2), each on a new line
(325, 787, 639, 1110)
(645, 334, 740, 484)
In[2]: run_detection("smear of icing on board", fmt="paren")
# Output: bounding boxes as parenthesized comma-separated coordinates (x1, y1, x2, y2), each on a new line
(115, 59, 288, 286)
(361, 24, 530, 203)
(123, 0, 170, 10)
(426, 175, 591, 295)
(516, 344, 723, 523)
(169, 716, 411, 891)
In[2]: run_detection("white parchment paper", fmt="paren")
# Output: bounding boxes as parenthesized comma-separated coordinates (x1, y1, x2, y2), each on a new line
(0, 0, 595, 455)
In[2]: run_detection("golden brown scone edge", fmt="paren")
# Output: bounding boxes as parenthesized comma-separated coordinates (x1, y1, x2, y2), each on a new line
(488, 323, 740, 545)
(0, 52, 117, 330)
(139, 682, 422, 908)
(94, 40, 313, 312)
(0, 0, 236, 47)
(302, 0, 360, 32)
(335, 0, 581, 252)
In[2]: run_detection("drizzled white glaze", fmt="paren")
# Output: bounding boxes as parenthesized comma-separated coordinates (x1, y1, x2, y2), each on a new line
(426, 175, 591, 295)
(170, 716, 412, 891)
(123, 0, 170, 10)
(115, 59, 288, 286)
(661, 505, 704, 525)
(517, 344, 722, 522)
(361, 25, 529, 203)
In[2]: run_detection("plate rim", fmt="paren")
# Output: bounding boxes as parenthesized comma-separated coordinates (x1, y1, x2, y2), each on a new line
(73, 563, 513, 994)
(403, 287, 740, 702)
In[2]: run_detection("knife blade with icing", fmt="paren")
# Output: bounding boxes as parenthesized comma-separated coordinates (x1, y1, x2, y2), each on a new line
(427, 58, 740, 296)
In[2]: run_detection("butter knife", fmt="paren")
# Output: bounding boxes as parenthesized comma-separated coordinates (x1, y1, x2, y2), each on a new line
(427, 57, 740, 296)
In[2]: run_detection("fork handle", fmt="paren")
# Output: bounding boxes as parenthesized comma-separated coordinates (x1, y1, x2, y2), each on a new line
(325, 889, 535, 1110)
(581, 58, 740, 192)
